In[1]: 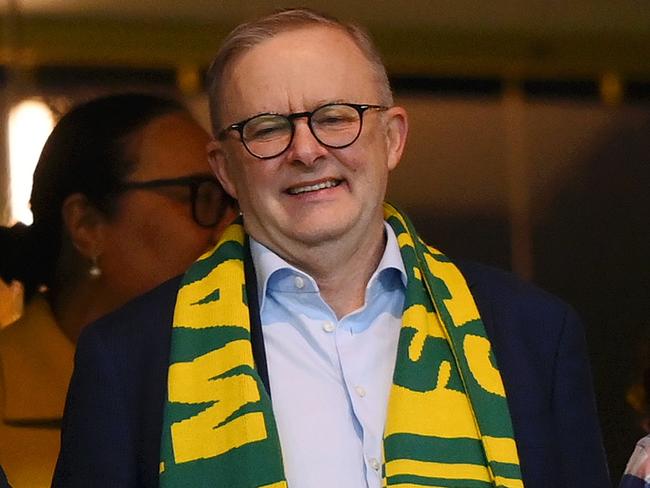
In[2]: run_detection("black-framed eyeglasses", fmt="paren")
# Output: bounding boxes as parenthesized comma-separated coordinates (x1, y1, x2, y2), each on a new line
(218, 102, 388, 159)
(117, 176, 228, 228)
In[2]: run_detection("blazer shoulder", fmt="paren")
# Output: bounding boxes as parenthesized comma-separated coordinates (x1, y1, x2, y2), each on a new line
(77, 274, 182, 350)
(455, 259, 576, 320)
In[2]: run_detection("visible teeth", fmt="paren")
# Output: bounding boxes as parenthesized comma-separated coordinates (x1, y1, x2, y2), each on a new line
(288, 179, 340, 195)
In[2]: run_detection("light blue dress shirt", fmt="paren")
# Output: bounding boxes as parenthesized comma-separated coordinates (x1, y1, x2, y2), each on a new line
(250, 223, 406, 488)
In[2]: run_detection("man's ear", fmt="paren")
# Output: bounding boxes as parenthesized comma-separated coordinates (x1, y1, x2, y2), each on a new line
(207, 139, 238, 200)
(61, 193, 106, 259)
(384, 106, 408, 171)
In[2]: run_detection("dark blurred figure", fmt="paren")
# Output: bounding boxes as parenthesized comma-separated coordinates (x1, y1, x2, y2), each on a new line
(534, 113, 650, 481)
(0, 93, 236, 487)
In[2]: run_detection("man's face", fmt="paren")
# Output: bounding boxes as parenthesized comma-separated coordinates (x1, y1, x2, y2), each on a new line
(210, 26, 407, 258)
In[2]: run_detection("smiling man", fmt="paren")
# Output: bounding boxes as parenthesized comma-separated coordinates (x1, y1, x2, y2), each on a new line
(208, 24, 405, 323)
(54, 8, 609, 488)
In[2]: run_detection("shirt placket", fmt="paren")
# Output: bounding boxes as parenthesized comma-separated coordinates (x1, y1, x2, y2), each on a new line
(334, 301, 384, 487)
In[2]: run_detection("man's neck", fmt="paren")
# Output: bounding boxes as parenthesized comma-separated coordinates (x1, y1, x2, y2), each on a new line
(258, 222, 387, 319)
(309, 239, 386, 318)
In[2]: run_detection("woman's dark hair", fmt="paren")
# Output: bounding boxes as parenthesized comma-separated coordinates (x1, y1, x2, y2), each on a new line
(0, 93, 187, 298)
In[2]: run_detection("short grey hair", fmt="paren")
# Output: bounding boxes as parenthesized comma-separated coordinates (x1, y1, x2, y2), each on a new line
(206, 7, 393, 135)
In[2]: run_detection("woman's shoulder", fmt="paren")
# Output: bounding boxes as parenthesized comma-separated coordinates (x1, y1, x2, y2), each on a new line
(0, 295, 53, 341)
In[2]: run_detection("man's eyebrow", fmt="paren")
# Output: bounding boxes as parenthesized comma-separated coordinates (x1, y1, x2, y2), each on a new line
(312, 98, 348, 107)
(236, 99, 354, 121)
(234, 109, 283, 122)
(284, 99, 355, 112)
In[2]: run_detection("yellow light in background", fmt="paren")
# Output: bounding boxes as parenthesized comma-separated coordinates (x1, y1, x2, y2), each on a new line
(8, 99, 55, 225)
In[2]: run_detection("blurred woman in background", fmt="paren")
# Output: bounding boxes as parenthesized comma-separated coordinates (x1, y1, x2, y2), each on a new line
(0, 93, 235, 487)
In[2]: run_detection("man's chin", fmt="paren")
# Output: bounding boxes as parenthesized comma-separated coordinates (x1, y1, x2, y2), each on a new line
(286, 219, 357, 246)
(290, 227, 347, 246)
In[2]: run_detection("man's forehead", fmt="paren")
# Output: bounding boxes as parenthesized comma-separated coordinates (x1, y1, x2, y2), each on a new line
(220, 26, 379, 118)
(251, 24, 354, 51)
(231, 25, 366, 74)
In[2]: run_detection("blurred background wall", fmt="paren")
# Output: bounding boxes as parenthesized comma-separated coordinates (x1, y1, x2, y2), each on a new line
(1, 0, 649, 482)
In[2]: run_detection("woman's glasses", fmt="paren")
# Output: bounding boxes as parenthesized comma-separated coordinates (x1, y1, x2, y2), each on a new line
(117, 176, 229, 227)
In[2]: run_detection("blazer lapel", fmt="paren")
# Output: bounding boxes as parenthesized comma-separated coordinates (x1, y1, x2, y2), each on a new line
(244, 238, 271, 398)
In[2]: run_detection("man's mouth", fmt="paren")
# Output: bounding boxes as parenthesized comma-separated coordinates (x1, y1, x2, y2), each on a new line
(286, 179, 342, 195)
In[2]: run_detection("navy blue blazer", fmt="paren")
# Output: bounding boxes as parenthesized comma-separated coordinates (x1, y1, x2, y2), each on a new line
(53, 259, 610, 487)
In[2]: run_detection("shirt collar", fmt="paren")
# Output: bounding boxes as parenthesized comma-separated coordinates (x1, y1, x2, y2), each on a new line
(250, 222, 407, 311)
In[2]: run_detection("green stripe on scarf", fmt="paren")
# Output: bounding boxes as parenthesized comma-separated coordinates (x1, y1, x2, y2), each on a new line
(160, 203, 523, 487)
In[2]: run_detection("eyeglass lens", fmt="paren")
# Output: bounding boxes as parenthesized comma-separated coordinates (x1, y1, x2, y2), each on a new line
(242, 104, 363, 158)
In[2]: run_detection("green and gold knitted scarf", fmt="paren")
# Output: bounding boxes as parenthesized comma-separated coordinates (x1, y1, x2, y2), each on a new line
(160, 203, 523, 487)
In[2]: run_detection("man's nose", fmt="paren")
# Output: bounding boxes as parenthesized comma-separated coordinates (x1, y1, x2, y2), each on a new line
(285, 119, 328, 165)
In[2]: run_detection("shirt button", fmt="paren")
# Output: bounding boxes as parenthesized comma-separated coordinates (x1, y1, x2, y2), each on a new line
(355, 385, 366, 397)
(369, 458, 381, 471)
(323, 321, 335, 333)
(294, 276, 305, 289)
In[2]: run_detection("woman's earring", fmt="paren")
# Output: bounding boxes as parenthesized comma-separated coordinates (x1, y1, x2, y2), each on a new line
(89, 256, 102, 278)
